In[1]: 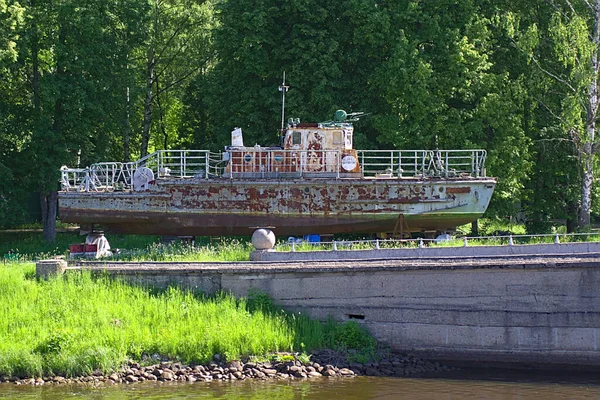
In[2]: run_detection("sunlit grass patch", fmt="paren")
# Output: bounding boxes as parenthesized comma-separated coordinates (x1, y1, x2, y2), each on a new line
(0, 264, 376, 378)
(106, 238, 253, 262)
(0, 233, 252, 262)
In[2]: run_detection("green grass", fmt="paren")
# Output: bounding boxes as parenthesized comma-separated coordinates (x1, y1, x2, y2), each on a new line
(107, 238, 253, 262)
(0, 232, 79, 261)
(456, 218, 528, 236)
(0, 232, 252, 262)
(275, 230, 600, 252)
(0, 264, 376, 378)
(0, 232, 159, 262)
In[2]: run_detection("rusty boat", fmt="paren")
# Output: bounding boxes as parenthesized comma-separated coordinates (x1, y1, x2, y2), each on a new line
(59, 110, 496, 238)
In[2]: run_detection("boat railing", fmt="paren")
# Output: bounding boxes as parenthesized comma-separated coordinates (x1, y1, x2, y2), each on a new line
(60, 163, 135, 192)
(225, 148, 343, 179)
(357, 149, 487, 178)
(60, 148, 489, 192)
(153, 150, 223, 178)
(60, 167, 95, 192)
(60, 150, 223, 192)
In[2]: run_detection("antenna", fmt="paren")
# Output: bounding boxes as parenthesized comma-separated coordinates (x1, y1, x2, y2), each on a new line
(278, 72, 289, 131)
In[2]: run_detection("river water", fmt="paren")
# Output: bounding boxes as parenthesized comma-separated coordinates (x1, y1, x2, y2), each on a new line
(2, 370, 600, 399)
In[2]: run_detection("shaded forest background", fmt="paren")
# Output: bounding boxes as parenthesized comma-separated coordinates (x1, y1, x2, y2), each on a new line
(1, 0, 600, 240)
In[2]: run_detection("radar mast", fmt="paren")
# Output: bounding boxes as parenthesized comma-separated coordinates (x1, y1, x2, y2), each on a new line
(278, 72, 289, 131)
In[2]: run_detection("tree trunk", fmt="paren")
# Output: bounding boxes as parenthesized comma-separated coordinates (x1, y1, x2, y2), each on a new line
(32, 28, 40, 111)
(31, 0, 41, 117)
(123, 86, 131, 162)
(578, 0, 600, 229)
(40, 191, 57, 242)
(140, 48, 155, 158)
(34, 3, 56, 243)
(579, 152, 594, 228)
(566, 200, 578, 233)
(471, 219, 479, 236)
(155, 75, 169, 149)
(41, 26, 65, 244)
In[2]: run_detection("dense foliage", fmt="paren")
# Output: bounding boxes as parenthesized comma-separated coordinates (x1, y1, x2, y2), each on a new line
(1, 0, 600, 235)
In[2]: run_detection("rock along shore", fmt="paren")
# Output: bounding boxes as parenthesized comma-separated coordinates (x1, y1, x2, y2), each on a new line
(1, 351, 451, 386)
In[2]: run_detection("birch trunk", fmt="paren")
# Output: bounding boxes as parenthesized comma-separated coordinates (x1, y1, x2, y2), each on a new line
(140, 49, 155, 159)
(579, 0, 600, 228)
(580, 152, 593, 227)
(123, 85, 131, 162)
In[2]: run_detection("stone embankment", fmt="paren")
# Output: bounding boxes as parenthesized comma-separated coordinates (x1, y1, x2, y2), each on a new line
(2, 352, 450, 386)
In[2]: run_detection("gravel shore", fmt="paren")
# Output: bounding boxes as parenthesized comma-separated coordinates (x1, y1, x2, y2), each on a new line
(1, 351, 451, 386)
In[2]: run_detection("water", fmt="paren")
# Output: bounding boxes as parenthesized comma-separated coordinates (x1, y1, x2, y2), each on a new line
(2, 371, 600, 400)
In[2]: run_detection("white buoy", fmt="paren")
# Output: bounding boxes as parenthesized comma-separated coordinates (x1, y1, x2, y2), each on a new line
(251, 229, 276, 250)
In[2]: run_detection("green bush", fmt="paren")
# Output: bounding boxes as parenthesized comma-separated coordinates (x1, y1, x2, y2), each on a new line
(323, 320, 378, 363)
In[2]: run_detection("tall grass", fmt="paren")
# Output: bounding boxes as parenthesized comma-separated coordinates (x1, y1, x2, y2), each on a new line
(0, 233, 159, 262)
(0, 233, 252, 262)
(0, 264, 372, 378)
(107, 239, 252, 262)
(456, 218, 528, 236)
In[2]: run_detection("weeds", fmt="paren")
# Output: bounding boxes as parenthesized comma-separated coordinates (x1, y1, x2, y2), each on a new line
(322, 320, 378, 363)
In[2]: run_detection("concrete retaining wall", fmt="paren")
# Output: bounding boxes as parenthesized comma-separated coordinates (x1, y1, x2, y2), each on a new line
(63, 254, 600, 367)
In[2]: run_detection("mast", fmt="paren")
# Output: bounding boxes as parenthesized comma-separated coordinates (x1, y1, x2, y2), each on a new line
(278, 72, 289, 131)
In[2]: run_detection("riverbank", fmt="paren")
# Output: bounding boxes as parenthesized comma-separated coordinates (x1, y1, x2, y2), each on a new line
(0, 263, 392, 381)
(4, 369, 600, 400)
(3, 352, 449, 386)
(63, 252, 600, 368)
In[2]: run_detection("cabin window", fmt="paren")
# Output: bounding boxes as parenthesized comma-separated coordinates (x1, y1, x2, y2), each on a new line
(333, 130, 344, 145)
(344, 130, 352, 149)
(292, 131, 302, 145)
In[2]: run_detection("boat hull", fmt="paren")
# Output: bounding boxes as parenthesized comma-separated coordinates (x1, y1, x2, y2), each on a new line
(59, 177, 496, 237)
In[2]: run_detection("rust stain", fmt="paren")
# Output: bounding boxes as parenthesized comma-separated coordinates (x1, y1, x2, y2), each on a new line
(446, 187, 471, 194)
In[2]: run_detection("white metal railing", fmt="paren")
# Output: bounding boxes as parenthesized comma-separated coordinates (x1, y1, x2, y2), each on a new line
(357, 149, 487, 178)
(276, 232, 600, 252)
(225, 149, 342, 179)
(60, 148, 489, 192)
(155, 150, 224, 178)
(60, 150, 223, 192)
(60, 167, 95, 191)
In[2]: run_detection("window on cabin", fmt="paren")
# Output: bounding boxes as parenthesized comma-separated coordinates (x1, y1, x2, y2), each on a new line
(345, 131, 352, 149)
(333, 130, 344, 145)
(292, 131, 302, 145)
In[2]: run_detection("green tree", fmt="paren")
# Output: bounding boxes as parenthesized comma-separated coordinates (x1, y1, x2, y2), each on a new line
(0, 0, 23, 63)
(205, 0, 391, 148)
(0, 0, 25, 227)
(12, 0, 154, 240)
(370, 0, 532, 215)
(139, 0, 214, 158)
(505, 0, 600, 229)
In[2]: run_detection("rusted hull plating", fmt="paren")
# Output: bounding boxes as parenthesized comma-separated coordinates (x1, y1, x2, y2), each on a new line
(59, 178, 496, 236)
